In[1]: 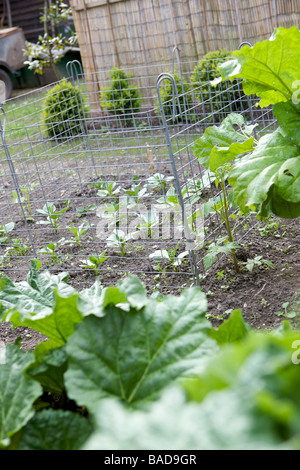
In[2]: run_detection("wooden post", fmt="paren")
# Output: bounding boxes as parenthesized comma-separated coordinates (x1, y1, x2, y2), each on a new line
(107, 0, 121, 68)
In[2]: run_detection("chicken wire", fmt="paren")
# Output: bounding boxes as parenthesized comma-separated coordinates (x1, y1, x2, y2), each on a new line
(0, 52, 276, 292)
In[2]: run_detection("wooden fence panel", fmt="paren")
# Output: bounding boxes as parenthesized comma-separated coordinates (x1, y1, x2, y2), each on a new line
(70, 0, 300, 110)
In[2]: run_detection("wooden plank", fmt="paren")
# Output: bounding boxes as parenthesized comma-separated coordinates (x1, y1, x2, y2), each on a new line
(71, 0, 124, 11)
(70, 0, 300, 106)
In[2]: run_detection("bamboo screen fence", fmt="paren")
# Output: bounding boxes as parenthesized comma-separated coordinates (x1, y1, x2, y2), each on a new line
(70, 0, 300, 78)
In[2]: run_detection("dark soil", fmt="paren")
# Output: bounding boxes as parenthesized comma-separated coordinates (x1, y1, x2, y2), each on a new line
(0, 162, 299, 350)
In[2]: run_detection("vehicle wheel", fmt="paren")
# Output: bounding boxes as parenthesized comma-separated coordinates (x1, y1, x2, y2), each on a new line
(0, 69, 13, 101)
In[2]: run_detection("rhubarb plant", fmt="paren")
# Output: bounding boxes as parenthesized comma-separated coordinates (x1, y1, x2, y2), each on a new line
(214, 26, 300, 218)
(0, 262, 300, 449)
(193, 113, 256, 272)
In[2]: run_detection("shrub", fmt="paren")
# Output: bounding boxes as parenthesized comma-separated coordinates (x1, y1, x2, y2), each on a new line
(43, 79, 87, 139)
(191, 49, 247, 118)
(157, 73, 195, 124)
(100, 67, 141, 125)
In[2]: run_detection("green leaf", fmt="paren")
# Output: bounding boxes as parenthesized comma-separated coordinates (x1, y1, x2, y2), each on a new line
(64, 287, 212, 410)
(18, 409, 92, 450)
(82, 376, 294, 450)
(76, 280, 105, 317)
(209, 309, 251, 345)
(0, 344, 42, 448)
(116, 276, 147, 310)
(4, 293, 83, 354)
(209, 137, 254, 172)
(27, 347, 68, 395)
(0, 260, 75, 320)
(229, 128, 300, 218)
(192, 113, 255, 171)
(101, 286, 128, 308)
(273, 101, 300, 146)
(218, 26, 300, 107)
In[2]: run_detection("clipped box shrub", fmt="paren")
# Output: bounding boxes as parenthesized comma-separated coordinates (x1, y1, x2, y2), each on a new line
(43, 79, 87, 139)
(100, 67, 141, 126)
(157, 73, 195, 124)
(191, 49, 247, 118)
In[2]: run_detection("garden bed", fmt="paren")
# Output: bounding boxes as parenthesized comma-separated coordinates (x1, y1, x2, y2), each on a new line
(0, 212, 299, 350)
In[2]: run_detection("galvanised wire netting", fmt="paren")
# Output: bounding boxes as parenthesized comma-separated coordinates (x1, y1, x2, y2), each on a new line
(0, 54, 276, 292)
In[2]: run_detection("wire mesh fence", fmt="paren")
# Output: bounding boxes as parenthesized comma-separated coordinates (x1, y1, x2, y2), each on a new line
(0, 51, 277, 292)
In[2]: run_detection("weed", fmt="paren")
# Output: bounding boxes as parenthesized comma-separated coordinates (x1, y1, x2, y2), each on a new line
(244, 256, 275, 272)
(274, 302, 296, 319)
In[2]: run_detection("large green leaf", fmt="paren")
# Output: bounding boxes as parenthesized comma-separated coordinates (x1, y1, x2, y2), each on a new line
(273, 101, 300, 146)
(76, 280, 104, 317)
(0, 260, 75, 320)
(229, 128, 300, 217)
(81, 381, 291, 450)
(209, 138, 254, 172)
(209, 309, 251, 345)
(1, 274, 153, 360)
(82, 330, 300, 450)
(65, 287, 213, 410)
(3, 293, 83, 353)
(0, 344, 42, 448)
(218, 26, 300, 107)
(26, 347, 68, 395)
(17, 409, 92, 450)
(116, 276, 147, 310)
(192, 113, 255, 170)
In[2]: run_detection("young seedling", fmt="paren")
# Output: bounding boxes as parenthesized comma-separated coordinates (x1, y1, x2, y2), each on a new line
(124, 182, 148, 205)
(67, 223, 91, 246)
(97, 202, 127, 229)
(37, 238, 66, 263)
(79, 252, 109, 275)
(12, 183, 39, 220)
(0, 222, 15, 243)
(149, 245, 189, 273)
(37, 200, 70, 232)
(6, 238, 31, 256)
(157, 185, 180, 208)
(147, 173, 174, 193)
(91, 180, 121, 198)
(258, 219, 281, 238)
(244, 255, 275, 272)
(133, 210, 159, 239)
(181, 178, 203, 204)
(203, 236, 241, 271)
(275, 302, 296, 319)
(149, 249, 169, 285)
(106, 229, 132, 257)
(76, 204, 97, 218)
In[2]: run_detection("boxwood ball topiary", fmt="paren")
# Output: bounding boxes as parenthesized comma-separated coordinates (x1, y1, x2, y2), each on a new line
(100, 67, 141, 125)
(43, 79, 87, 139)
